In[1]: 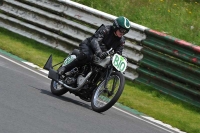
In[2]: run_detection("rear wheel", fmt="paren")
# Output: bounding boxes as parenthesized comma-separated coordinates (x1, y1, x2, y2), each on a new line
(50, 80, 68, 96)
(91, 72, 125, 113)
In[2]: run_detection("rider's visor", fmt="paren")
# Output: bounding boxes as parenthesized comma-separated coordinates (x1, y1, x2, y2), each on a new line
(119, 28, 129, 34)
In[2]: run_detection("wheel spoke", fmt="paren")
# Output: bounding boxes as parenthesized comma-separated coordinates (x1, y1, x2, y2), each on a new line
(93, 75, 121, 108)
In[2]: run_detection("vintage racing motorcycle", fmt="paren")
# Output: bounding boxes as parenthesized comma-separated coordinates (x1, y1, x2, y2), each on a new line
(43, 48, 127, 112)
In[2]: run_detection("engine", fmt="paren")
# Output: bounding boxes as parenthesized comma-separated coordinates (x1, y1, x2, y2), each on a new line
(65, 77, 77, 85)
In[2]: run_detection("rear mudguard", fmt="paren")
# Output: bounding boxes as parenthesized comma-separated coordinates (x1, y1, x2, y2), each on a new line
(43, 55, 59, 81)
(43, 54, 53, 71)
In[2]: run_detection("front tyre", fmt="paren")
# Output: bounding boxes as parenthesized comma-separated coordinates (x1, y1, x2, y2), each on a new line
(51, 80, 68, 96)
(91, 72, 125, 113)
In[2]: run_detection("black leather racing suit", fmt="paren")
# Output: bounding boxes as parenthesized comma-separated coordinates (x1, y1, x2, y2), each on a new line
(79, 24, 125, 62)
(61, 24, 126, 73)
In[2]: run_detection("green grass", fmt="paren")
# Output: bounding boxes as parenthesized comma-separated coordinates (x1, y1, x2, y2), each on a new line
(122, 81, 200, 133)
(0, 28, 67, 69)
(72, 0, 200, 46)
(1, 27, 200, 133)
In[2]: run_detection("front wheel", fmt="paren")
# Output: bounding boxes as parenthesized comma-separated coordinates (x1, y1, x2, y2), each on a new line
(51, 80, 68, 96)
(91, 72, 125, 113)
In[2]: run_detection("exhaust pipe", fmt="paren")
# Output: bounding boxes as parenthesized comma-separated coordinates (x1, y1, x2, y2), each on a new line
(44, 54, 92, 91)
(48, 69, 92, 91)
(57, 72, 92, 91)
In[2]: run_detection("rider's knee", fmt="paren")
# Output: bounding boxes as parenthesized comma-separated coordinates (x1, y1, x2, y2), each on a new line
(76, 52, 87, 61)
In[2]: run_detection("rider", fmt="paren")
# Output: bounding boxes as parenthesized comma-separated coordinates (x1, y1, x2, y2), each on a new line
(58, 16, 131, 75)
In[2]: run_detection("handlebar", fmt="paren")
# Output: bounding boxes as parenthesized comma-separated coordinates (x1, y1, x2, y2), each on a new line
(106, 48, 114, 56)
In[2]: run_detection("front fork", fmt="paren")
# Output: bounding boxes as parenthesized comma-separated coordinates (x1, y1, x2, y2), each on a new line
(103, 64, 116, 96)
(104, 64, 113, 88)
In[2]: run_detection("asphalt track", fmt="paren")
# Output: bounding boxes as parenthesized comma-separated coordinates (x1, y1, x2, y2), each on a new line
(0, 52, 184, 133)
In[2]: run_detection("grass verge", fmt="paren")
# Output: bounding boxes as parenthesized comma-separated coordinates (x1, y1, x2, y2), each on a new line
(0, 28, 67, 69)
(72, 0, 200, 46)
(1, 27, 200, 133)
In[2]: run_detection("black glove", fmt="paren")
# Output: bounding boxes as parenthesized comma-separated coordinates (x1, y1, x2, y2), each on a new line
(115, 51, 121, 55)
(97, 52, 108, 59)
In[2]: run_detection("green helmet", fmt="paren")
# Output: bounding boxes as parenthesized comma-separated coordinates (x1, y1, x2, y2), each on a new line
(113, 16, 131, 34)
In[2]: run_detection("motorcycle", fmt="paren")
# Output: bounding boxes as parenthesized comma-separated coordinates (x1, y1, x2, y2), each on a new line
(43, 48, 127, 112)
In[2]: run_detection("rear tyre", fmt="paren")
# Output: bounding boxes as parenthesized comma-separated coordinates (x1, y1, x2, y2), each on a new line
(50, 80, 68, 96)
(91, 72, 125, 113)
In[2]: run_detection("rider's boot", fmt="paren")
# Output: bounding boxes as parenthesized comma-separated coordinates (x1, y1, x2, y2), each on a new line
(58, 59, 78, 75)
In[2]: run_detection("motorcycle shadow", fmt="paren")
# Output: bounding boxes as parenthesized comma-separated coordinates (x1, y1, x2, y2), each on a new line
(30, 85, 93, 111)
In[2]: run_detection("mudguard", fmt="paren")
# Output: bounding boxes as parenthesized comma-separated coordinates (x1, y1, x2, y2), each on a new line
(48, 69, 59, 81)
(43, 55, 53, 70)
(43, 55, 59, 81)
